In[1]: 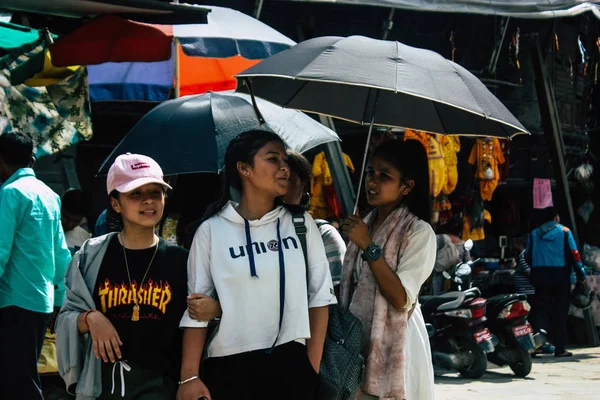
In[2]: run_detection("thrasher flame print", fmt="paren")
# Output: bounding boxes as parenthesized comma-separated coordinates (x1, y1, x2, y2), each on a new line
(97, 279, 172, 314)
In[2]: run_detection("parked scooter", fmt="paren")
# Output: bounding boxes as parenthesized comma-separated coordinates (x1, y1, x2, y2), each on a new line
(419, 287, 494, 379)
(484, 293, 546, 377)
(442, 239, 478, 292)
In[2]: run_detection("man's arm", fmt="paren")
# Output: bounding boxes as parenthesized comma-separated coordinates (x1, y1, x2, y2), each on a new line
(53, 218, 72, 307)
(565, 229, 586, 282)
(0, 190, 18, 279)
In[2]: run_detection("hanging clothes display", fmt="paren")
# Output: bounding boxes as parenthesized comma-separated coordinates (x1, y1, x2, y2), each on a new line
(309, 151, 355, 220)
(462, 209, 491, 241)
(442, 136, 461, 195)
(0, 38, 92, 158)
(468, 137, 505, 201)
(404, 129, 450, 197)
(403, 128, 429, 154)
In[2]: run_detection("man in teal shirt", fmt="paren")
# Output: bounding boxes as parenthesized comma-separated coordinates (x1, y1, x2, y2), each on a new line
(0, 131, 71, 399)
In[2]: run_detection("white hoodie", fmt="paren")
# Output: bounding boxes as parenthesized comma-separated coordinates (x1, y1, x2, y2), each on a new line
(180, 202, 336, 358)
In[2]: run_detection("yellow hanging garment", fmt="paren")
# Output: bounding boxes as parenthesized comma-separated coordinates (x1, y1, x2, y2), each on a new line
(309, 152, 355, 220)
(468, 138, 505, 201)
(462, 209, 491, 241)
(442, 136, 461, 195)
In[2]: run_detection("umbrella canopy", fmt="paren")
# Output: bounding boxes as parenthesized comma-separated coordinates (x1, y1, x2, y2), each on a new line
(236, 35, 528, 138)
(52, 9, 296, 101)
(87, 49, 259, 101)
(97, 90, 340, 176)
(50, 7, 296, 65)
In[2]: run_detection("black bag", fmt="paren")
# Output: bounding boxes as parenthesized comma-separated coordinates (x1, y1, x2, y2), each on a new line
(290, 210, 365, 400)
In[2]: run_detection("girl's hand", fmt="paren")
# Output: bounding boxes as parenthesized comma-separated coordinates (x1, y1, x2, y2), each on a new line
(176, 378, 211, 400)
(86, 311, 123, 363)
(187, 294, 222, 321)
(342, 213, 372, 251)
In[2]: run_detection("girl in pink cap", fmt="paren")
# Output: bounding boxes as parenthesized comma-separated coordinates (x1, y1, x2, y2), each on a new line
(55, 153, 189, 399)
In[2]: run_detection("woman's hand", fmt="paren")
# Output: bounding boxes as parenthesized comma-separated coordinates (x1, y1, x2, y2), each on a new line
(86, 311, 123, 363)
(342, 213, 372, 250)
(176, 378, 211, 400)
(187, 294, 222, 321)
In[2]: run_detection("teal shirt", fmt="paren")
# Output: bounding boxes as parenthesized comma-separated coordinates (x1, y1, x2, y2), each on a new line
(0, 168, 71, 313)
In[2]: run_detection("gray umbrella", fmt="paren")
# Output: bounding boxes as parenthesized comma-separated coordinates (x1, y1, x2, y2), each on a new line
(235, 35, 529, 209)
(97, 90, 339, 176)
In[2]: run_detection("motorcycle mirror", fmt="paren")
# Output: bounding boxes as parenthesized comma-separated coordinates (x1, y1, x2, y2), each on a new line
(464, 239, 474, 251)
(457, 265, 472, 276)
(442, 271, 451, 279)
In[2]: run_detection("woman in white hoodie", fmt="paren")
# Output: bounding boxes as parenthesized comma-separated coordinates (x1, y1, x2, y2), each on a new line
(177, 130, 335, 400)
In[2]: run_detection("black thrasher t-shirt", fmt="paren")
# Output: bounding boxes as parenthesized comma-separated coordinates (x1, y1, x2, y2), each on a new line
(93, 236, 188, 375)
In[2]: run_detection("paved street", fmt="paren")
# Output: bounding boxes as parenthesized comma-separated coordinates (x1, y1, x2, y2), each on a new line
(434, 347, 600, 399)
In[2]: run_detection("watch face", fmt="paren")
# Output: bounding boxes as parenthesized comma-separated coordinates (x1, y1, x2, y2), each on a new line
(369, 244, 381, 259)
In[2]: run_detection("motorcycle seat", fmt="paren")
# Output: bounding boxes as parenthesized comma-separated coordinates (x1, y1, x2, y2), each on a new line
(486, 293, 527, 308)
(419, 294, 460, 315)
(486, 293, 528, 316)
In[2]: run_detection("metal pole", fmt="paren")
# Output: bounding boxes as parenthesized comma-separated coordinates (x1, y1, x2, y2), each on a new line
(382, 8, 395, 41)
(174, 38, 180, 98)
(254, 0, 264, 20)
(319, 116, 356, 217)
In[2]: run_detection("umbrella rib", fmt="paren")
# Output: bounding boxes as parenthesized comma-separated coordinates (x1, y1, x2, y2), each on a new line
(282, 79, 310, 108)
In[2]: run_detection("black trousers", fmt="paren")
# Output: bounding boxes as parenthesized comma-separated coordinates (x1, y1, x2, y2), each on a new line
(526, 294, 541, 334)
(533, 283, 571, 354)
(203, 341, 320, 400)
(0, 306, 51, 400)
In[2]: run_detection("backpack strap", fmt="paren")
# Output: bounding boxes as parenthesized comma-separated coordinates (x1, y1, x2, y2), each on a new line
(290, 210, 309, 285)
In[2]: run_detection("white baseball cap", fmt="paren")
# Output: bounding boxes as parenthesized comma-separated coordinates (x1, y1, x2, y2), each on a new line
(106, 153, 172, 195)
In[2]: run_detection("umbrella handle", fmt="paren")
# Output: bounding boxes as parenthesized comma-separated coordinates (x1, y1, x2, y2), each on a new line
(244, 78, 266, 125)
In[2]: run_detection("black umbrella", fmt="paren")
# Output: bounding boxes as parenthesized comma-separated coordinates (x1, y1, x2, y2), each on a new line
(235, 35, 529, 209)
(96, 91, 339, 176)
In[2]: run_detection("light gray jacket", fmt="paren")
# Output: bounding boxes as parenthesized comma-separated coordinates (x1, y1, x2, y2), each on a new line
(56, 233, 117, 400)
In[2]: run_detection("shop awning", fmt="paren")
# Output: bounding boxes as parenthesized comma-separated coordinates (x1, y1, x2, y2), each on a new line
(0, 0, 209, 24)
(277, 0, 600, 19)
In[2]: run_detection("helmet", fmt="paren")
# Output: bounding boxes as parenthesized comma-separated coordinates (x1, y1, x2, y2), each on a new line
(571, 284, 596, 309)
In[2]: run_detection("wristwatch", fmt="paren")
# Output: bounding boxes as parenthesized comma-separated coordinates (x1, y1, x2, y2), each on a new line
(361, 243, 382, 262)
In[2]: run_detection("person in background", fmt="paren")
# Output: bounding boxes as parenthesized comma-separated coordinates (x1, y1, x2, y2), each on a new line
(93, 205, 123, 238)
(285, 150, 346, 290)
(56, 153, 189, 399)
(0, 131, 71, 399)
(513, 236, 555, 356)
(341, 139, 435, 400)
(61, 188, 92, 254)
(525, 206, 587, 358)
(158, 173, 220, 248)
(430, 233, 461, 295)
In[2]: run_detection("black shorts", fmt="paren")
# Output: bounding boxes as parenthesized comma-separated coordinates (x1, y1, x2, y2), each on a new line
(203, 341, 320, 400)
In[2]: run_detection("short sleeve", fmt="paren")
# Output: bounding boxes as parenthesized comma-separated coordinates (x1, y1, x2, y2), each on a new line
(318, 223, 346, 285)
(179, 222, 214, 328)
(305, 213, 337, 308)
(396, 220, 436, 308)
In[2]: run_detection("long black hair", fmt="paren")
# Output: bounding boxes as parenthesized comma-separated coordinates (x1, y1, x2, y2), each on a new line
(202, 130, 286, 222)
(370, 139, 431, 224)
